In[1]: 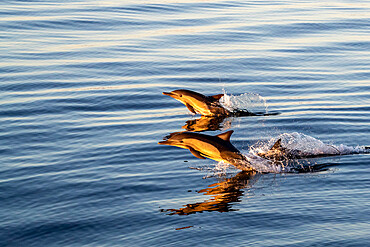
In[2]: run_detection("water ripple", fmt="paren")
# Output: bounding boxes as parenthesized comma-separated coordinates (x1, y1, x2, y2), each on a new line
(1, 0, 370, 246)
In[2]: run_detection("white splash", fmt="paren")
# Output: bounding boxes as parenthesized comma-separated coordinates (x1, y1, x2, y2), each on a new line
(243, 132, 368, 173)
(219, 90, 268, 114)
(242, 152, 284, 173)
(251, 132, 339, 155)
(192, 133, 368, 174)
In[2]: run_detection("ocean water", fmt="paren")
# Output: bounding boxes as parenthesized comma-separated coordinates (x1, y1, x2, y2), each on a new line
(1, 0, 370, 246)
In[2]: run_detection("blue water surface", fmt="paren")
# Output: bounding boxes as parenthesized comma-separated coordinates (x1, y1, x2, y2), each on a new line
(1, 0, 370, 246)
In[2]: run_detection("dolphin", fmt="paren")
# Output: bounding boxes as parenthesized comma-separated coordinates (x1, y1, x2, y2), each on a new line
(159, 131, 370, 172)
(162, 89, 231, 116)
(158, 130, 253, 171)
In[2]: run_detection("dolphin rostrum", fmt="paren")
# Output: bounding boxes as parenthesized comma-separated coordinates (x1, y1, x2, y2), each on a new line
(158, 130, 253, 171)
(162, 89, 231, 116)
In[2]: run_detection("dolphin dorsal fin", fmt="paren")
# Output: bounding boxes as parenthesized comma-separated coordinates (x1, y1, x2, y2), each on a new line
(211, 94, 224, 100)
(216, 130, 234, 142)
(271, 139, 282, 150)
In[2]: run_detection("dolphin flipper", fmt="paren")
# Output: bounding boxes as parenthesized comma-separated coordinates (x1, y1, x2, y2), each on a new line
(189, 147, 206, 159)
(185, 103, 197, 114)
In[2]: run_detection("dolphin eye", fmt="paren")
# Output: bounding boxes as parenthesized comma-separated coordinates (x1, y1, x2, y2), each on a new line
(179, 95, 182, 97)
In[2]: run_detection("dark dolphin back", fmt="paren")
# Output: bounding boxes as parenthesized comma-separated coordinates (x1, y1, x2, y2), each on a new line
(174, 89, 207, 101)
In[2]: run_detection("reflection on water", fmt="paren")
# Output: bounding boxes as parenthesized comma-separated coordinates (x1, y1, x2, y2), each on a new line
(182, 115, 229, 132)
(163, 162, 334, 216)
(182, 112, 279, 132)
(165, 171, 260, 215)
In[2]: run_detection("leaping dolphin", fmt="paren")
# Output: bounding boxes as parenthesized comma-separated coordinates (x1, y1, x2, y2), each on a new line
(159, 131, 370, 172)
(158, 130, 253, 171)
(163, 89, 231, 116)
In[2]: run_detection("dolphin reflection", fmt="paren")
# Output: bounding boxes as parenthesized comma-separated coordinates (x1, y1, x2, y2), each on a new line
(181, 114, 276, 133)
(165, 171, 260, 215)
(182, 115, 229, 132)
(163, 164, 334, 216)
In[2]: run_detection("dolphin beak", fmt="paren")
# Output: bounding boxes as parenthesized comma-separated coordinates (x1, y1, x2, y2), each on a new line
(158, 140, 169, 145)
(163, 91, 179, 99)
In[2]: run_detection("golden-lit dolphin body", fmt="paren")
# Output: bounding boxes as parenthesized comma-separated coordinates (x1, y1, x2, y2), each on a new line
(158, 130, 253, 171)
(163, 89, 230, 116)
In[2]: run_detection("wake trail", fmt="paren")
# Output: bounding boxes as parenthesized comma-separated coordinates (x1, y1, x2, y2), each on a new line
(240, 132, 369, 173)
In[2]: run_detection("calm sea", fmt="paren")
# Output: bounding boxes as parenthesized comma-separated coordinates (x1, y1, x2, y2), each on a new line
(1, 0, 369, 246)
